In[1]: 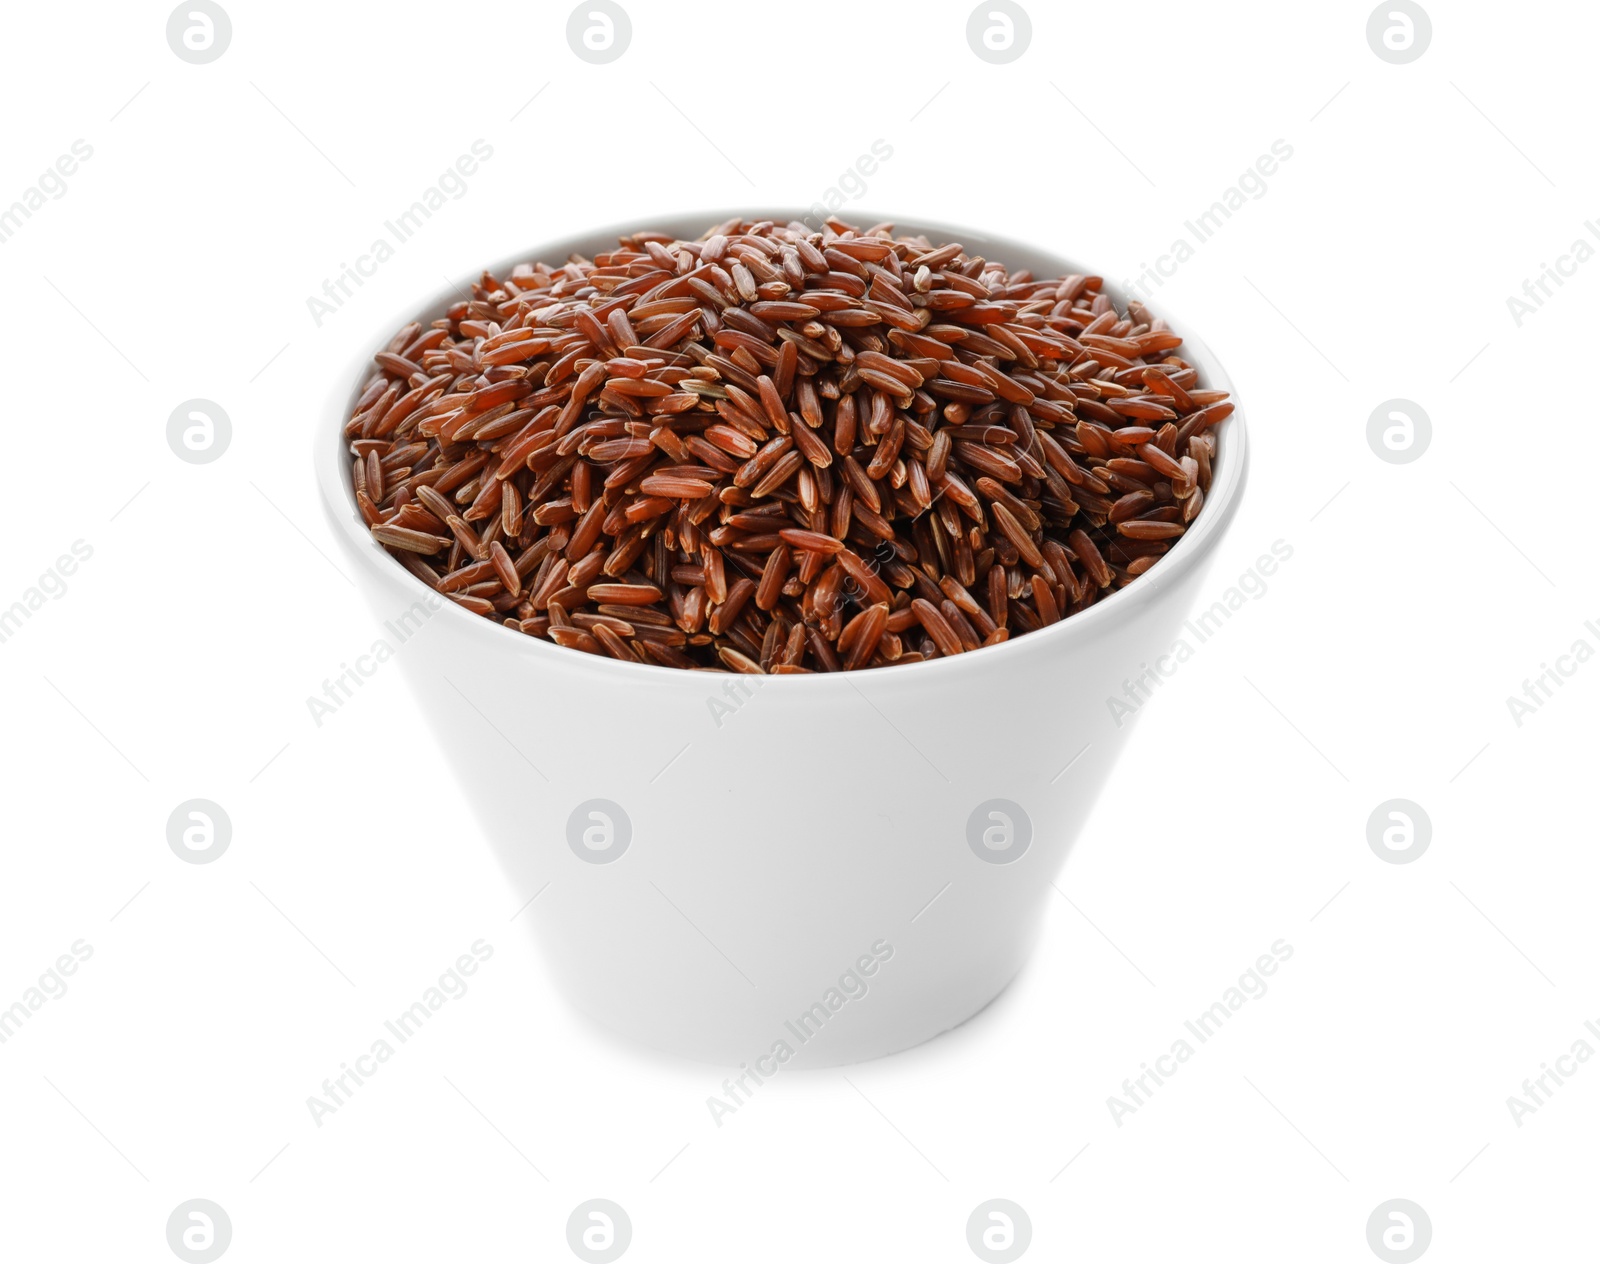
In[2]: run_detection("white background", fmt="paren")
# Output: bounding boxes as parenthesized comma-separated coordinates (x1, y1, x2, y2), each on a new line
(1, 1, 1595, 1260)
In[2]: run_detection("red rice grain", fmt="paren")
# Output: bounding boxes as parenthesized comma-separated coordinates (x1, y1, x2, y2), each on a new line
(350, 217, 1232, 671)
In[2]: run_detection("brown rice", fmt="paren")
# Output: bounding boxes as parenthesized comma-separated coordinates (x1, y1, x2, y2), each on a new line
(346, 216, 1233, 672)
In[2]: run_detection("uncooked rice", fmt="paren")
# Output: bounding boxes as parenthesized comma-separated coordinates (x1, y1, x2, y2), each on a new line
(346, 216, 1233, 673)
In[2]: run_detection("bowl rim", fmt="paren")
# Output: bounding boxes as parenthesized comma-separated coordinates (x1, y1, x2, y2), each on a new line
(315, 208, 1250, 688)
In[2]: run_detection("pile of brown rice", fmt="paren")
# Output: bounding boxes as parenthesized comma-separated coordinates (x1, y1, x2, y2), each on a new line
(347, 216, 1232, 672)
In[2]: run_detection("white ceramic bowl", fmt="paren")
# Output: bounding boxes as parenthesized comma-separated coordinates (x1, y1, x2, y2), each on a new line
(316, 212, 1248, 1067)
